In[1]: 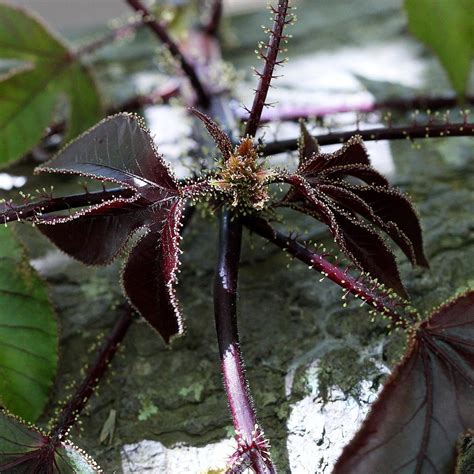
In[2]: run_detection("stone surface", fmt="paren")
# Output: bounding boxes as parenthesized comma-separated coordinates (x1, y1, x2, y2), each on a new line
(1, 0, 473, 472)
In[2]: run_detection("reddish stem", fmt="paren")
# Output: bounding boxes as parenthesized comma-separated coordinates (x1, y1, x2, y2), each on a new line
(237, 95, 474, 123)
(262, 120, 474, 155)
(204, 0, 223, 37)
(244, 216, 412, 328)
(215, 211, 275, 473)
(244, 0, 290, 137)
(1, 188, 134, 225)
(125, 0, 210, 108)
(49, 309, 134, 444)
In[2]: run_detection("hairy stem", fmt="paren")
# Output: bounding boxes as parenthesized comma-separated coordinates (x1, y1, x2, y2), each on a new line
(214, 211, 275, 473)
(237, 95, 474, 123)
(49, 309, 134, 444)
(244, 0, 290, 137)
(125, 0, 210, 108)
(1, 188, 134, 224)
(262, 120, 474, 155)
(244, 216, 411, 328)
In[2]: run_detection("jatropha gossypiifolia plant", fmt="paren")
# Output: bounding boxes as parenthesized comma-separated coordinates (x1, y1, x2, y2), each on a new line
(0, 0, 473, 472)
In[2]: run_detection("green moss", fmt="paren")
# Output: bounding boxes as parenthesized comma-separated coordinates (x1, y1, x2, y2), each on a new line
(317, 348, 379, 401)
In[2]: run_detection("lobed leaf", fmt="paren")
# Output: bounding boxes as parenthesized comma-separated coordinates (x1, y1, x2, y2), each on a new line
(0, 2, 102, 165)
(283, 174, 407, 297)
(0, 226, 57, 422)
(36, 114, 185, 342)
(283, 127, 428, 295)
(334, 291, 474, 473)
(0, 411, 100, 473)
(123, 200, 185, 343)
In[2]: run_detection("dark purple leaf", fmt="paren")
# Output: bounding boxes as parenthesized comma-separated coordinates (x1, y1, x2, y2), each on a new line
(122, 200, 185, 343)
(299, 134, 371, 177)
(334, 291, 474, 473)
(298, 122, 320, 166)
(319, 184, 423, 267)
(283, 175, 407, 297)
(35, 114, 185, 342)
(0, 411, 100, 473)
(339, 184, 429, 267)
(282, 128, 428, 294)
(319, 163, 389, 186)
(37, 113, 179, 196)
(39, 200, 152, 265)
(191, 108, 233, 160)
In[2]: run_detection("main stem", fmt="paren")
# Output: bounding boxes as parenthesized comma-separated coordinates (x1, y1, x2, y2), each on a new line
(214, 211, 274, 473)
(125, 0, 209, 108)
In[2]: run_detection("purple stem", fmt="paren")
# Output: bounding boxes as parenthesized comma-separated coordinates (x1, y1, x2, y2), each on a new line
(214, 211, 275, 474)
(204, 0, 223, 37)
(262, 120, 474, 155)
(125, 0, 210, 108)
(1, 188, 134, 225)
(244, 0, 290, 137)
(49, 309, 134, 445)
(244, 216, 411, 328)
(237, 95, 474, 123)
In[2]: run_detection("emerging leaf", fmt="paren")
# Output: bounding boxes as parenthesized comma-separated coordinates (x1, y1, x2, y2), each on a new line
(36, 114, 185, 343)
(0, 411, 100, 473)
(334, 291, 474, 473)
(191, 108, 233, 160)
(0, 2, 102, 165)
(282, 126, 428, 296)
(0, 226, 57, 422)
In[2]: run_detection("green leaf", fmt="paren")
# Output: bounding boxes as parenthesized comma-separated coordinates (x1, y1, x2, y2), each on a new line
(0, 411, 100, 472)
(405, 0, 474, 96)
(0, 226, 57, 421)
(0, 2, 103, 166)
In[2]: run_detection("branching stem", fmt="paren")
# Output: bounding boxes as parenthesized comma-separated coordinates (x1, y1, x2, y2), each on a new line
(244, 0, 290, 137)
(244, 216, 412, 328)
(125, 0, 210, 108)
(262, 121, 474, 155)
(237, 95, 474, 123)
(204, 0, 223, 36)
(49, 309, 134, 445)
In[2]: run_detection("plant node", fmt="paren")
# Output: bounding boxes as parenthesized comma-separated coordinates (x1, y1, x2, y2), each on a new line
(211, 138, 275, 211)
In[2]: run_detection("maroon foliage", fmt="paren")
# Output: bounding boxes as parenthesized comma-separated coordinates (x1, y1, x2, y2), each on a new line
(191, 108, 233, 160)
(0, 411, 100, 473)
(334, 291, 474, 473)
(36, 114, 185, 342)
(281, 125, 428, 296)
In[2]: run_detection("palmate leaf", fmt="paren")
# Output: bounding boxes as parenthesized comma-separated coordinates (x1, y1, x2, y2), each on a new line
(36, 114, 185, 343)
(334, 291, 474, 473)
(0, 2, 102, 165)
(284, 175, 407, 297)
(282, 125, 428, 296)
(0, 226, 57, 422)
(0, 411, 100, 473)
